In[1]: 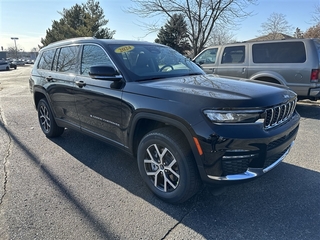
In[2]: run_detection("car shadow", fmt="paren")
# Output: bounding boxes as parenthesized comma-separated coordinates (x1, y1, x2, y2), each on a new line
(50, 128, 320, 239)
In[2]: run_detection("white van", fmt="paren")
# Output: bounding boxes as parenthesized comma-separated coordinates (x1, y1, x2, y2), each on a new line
(193, 39, 320, 101)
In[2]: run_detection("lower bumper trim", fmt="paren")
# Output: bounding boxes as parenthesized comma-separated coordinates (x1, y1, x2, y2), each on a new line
(207, 141, 294, 181)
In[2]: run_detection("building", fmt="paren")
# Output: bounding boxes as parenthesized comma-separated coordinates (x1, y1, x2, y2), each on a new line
(246, 33, 295, 42)
(0, 51, 7, 60)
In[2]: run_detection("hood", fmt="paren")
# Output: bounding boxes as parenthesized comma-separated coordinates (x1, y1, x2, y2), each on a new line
(134, 74, 296, 109)
(124, 75, 296, 108)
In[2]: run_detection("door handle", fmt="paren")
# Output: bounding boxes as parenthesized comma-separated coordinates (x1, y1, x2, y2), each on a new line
(75, 80, 86, 88)
(242, 68, 246, 74)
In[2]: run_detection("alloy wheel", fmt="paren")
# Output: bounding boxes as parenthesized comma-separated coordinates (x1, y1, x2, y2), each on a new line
(143, 143, 180, 192)
(39, 104, 51, 133)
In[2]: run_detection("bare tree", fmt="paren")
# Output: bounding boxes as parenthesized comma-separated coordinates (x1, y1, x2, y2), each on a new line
(304, 23, 320, 38)
(207, 23, 236, 45)
(311, 3, 320, 24)
(259, 12, 293, 39)
(6, 47, 17, 59)
(128, 0, 257, 56)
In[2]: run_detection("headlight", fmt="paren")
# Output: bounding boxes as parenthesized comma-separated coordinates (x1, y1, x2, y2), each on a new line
(203, 110, 264, 123)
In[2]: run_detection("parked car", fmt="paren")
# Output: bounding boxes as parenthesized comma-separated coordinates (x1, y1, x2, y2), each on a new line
(193, 38, 320, 101)
(8, 61, 17, 69)
(29, 38, 300, 203)
(12, 60, 25, 66)
(0, 61, 10, 71)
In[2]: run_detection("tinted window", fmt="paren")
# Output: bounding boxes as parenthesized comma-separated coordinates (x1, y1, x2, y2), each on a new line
(81, 45, 113, 76)
(38, 49, 56, 70)
(252, 42, 306, 63)
(56, 45, 80, 73)
(221, 46, 245, 64)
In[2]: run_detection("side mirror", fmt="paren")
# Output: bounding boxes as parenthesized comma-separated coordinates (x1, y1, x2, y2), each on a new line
(89, 66, 122, 81)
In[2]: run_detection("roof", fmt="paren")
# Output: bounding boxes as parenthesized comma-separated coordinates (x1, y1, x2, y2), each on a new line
(43, 37, 155, 50)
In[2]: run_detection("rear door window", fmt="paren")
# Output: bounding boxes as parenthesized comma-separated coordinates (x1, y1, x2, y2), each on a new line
(221, 46, 245, 64)
(56, 45, 80, 73)
(252, 42, 306, 63)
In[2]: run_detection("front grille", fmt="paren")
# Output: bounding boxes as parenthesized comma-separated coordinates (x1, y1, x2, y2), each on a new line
(264, 99, 297, 130)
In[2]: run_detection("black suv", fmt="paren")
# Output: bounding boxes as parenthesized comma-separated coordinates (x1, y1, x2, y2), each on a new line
(29, 38, 300, 203)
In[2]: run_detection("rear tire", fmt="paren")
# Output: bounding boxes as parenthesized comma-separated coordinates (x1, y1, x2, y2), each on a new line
(137, 127, 202, 203)
(37, 99, 64, 138)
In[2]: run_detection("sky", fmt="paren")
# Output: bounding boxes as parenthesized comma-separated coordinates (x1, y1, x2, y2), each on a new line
(0, 0, 319, 52)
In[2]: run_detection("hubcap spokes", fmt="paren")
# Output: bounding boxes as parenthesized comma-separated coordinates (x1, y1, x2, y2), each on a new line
(144, 144, 180, 192)
(39, 105, 51, 132)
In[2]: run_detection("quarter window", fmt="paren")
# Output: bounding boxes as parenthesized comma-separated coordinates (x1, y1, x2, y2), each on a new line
(38, 49, 56, 70)
(252, 42, 306, 63)
(81, 45, 113, 76)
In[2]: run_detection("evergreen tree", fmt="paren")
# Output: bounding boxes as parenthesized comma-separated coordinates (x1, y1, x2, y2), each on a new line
(293, 27, 303, 38)
(41, 0, 115, 47)
(155, 14, 191, 55)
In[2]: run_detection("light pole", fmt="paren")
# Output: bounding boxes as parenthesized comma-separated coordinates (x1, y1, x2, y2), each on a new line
(11, 37, 19, 59)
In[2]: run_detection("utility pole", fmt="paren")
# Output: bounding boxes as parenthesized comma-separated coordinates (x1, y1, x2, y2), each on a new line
(11, 37, 19, 59)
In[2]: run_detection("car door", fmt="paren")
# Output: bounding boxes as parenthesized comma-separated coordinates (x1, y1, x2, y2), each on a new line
(74, 44, 124, 145)
(37, 46, 80, 128)
(193, 47, 219, 74)
(215, 45, 248, 79)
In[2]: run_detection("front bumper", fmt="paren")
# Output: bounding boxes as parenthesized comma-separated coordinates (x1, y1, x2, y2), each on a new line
(197, 112, 300, 184)
(208, 141, 294, 181)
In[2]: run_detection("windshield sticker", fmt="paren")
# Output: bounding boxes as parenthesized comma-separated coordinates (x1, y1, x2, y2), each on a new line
(115, 45, 135, 53)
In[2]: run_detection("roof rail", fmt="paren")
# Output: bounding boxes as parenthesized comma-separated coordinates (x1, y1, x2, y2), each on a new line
(47, 37, 96, 46)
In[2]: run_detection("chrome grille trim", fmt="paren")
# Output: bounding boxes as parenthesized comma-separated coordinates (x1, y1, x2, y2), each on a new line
(264, 99, 297, 130)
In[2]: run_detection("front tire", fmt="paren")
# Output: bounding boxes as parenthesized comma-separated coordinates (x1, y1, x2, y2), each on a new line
(137, 127, 202, 203)
(37, 99, 64, 138)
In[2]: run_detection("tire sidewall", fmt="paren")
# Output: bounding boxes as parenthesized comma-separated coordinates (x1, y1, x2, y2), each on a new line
(37, 99, 55, 137)
(137, 132, 190, 203)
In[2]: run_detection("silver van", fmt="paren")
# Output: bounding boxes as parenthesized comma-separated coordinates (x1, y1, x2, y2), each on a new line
(193, 39, 320, 101)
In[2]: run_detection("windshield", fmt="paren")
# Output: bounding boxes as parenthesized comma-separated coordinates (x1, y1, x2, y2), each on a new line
(109, 43, 204, 81)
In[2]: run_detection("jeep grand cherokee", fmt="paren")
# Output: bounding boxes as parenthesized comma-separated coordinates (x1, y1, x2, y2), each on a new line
(29, 38, 300, 203)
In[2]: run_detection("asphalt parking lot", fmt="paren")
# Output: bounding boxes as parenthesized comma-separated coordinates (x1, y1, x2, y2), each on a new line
(0, 66, 320, 239)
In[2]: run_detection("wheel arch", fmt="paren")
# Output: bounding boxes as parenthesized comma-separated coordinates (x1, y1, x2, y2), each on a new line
(33, 87, 51, 109)
(250, 71, 286, 85)
(129, 112, 203, 166)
